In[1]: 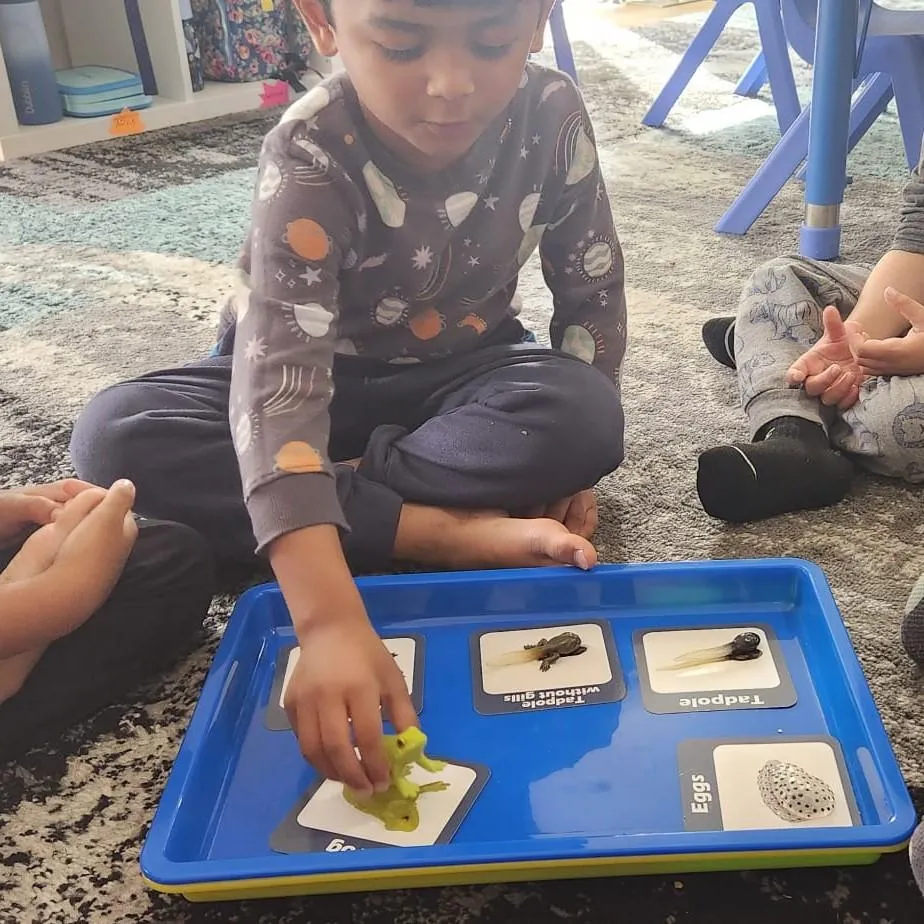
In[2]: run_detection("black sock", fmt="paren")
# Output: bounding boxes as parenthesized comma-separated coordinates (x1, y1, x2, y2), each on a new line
(702, 317, 737, 369)
(696, 416, 854, 523)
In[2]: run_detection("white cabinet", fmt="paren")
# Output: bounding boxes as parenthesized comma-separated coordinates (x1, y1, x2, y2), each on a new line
(0, 0, 331, 161)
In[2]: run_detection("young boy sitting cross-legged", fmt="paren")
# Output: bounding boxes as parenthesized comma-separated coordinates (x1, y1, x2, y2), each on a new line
(69, 1, 626, 799)
(696, 141, 924, 525)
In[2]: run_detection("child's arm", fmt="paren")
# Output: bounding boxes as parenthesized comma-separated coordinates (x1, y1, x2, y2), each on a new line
(537, 96, 627, 387)
(0, 482, 137, 659)
(845, 143, 924, 341)
(232, 119, 416, 794)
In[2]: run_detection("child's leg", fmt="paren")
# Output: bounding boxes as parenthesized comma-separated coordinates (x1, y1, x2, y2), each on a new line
(0, 519, 214, 759)
(697, 255, 870, 522)
(351, 343, 624, 513)
(71, 345, 622, 574)
(911, 818, 924, 896)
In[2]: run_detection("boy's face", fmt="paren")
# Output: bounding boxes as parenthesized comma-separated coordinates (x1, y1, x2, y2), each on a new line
(297, 0, 554, 170)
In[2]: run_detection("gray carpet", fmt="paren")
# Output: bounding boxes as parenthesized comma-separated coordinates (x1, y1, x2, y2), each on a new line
(1, 3, 923, 921)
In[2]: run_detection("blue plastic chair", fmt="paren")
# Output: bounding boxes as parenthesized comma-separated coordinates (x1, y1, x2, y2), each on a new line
(549, 0, 578, 84)
(642, 0, 801, 134)
(716, 0, 924, 236)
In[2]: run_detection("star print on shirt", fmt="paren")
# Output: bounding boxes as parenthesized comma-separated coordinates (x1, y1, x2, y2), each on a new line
(299, 267, 323, 287)
(244, 336, 268, 361)
(412, 245, 433, 270)
(484, 194, 499, 210)
(468, 256, 480, 267)
(532, 133, 541, 145)
(520, 145, 529, 159)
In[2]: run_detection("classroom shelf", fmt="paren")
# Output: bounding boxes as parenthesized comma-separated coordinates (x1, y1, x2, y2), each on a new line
(0, 0, 332, 162)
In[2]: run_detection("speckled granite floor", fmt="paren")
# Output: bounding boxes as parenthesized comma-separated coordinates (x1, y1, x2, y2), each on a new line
(1, 3, 923, 922)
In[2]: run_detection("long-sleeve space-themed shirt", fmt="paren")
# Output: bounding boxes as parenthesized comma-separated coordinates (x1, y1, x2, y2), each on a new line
(216, 63, 628, 554)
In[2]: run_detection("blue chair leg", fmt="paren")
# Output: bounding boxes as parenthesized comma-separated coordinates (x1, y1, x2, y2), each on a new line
(735, 51, 768, 97)
(549, 1, 579, 84)
(754, 0, 801, 133)
(717, 71, 894, 235)
(642, 0, 744, 128)
(795, 72, 893, 181)
(715, 104, 812, 235)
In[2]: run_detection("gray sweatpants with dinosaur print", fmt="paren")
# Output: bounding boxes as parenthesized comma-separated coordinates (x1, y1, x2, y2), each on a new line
(734, 255, 924, 483)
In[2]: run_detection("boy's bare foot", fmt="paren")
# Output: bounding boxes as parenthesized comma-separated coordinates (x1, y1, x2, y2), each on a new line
(522, 489, 598, 540)
(394, 506, 598, 571)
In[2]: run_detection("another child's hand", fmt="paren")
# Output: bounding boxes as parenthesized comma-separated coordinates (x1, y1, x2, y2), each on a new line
(850, 287, 924, 377)
(3, 481, 138, 606)
(785, 306, 866, 410)
(283, 613, 419, 796)
(0, 478, 95, 547)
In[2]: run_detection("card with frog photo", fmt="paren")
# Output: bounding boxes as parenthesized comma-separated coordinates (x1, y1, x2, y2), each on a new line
(270, 755, 490, 854)
(677, 736, 859, 833)
(634, 624, 796, 715)
(470, 620, 625, 715)
(264, 634, 425, 731)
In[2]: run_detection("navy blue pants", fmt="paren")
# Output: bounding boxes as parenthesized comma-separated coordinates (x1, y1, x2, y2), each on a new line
(69, 343, 624, 573)
(0, 519, 215, 760)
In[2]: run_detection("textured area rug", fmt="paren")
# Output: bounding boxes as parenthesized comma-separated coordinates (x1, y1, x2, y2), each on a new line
(2, 3, 924, 921)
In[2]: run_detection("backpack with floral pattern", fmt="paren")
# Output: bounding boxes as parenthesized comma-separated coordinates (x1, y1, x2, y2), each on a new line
(190, 0, 316, 84)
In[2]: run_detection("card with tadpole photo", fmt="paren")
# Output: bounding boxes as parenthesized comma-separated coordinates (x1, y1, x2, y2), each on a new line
(634, 624, 796, 715)
(470, 620, 625, 715)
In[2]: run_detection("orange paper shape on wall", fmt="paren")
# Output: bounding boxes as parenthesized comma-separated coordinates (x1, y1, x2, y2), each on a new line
(109, 108, 145, 137)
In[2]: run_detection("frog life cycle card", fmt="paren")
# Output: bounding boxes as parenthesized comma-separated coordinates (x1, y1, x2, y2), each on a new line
(264, 634, 425, 730)
(470, 619, 626, 715)
(677, 736, 860, 833)
(633, 624, 796, 715)
(270, 757, 490, 854)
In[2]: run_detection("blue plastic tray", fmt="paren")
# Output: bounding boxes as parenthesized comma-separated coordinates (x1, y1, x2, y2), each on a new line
(140, 558, 917, 901)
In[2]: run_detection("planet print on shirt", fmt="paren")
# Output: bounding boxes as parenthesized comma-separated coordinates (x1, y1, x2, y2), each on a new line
(285, 302, 334, 342)
(280, 84, 332, 125)
(292, 138, 332, 186)
(408, 307, 446, 341)
(275, 441, 325, 474)
(258, 160, 285, 202)
(439, 191, 478, 228)
(458, 313, 488, 334)
(561, 324, 606, 364)
(554, 112, 596, 187)
(231, 407, 260, 455)
(374, 296, 408, 326)
(285, 219, 331, 262)
(582, 240, 615, 279)
(362, 161, 406, 228)
(516, 190, 546, 267)
(233, 268, 253, 322)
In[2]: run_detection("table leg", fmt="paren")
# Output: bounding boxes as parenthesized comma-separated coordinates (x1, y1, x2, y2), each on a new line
(800, 0, 860, 260)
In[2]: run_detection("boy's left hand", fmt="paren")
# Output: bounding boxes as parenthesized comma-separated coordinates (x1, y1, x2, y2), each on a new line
(0, 479, 96, 547)
(851, 287, 924, 377)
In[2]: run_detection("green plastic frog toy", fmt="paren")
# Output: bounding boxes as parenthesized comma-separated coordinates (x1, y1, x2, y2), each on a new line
(342, 727, 449, 832)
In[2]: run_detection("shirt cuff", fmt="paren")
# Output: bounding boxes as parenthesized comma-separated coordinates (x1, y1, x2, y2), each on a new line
(246, 472, 348, 555)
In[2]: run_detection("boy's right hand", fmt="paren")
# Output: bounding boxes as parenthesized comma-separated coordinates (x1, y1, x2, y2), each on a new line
(785, 306, 867, 410)
(283, 612, 419, 797)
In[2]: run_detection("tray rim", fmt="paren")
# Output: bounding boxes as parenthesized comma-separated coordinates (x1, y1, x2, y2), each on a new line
(139, 557, 919, 888)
